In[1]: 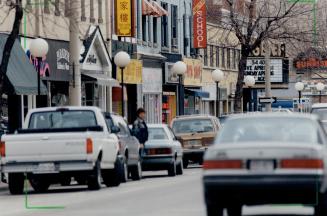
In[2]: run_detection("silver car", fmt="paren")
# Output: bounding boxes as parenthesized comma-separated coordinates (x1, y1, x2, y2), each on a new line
(203, 113, 327, 216)
(142, 124, 183, 176)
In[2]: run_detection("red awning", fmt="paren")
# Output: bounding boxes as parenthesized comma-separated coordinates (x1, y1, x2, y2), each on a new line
(142, 0, 160, 16)
(152, 1, 168, 17)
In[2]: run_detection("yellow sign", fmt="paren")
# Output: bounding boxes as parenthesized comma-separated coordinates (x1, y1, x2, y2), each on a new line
(117, 59, 142, 84)
(183, 58, 202, 86)
(116, 0, 132, 36)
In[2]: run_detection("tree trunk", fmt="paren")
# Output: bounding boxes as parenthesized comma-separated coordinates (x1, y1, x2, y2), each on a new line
(234, 46, 250, 113)
(0, 0, 23, 115)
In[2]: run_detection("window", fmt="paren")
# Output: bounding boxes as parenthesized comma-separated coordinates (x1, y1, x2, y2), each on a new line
(204, 48, 208, 66)
(148, 128, 169, 140)
(227, 48, 231, 68)
(137, 0, 141, 39)
(98, 0, 103, 23)
(172, 119, 215, 134)
(222, 48, 225, 67)
(171, 5, 178, 48)
(153, 17, 158, 44)
(210, 45, 214, 66)
(81, 0, 86, 21)
(233, 49, 237, 69)
(216, 47, 220, 67)
(161, 3, 168, 47)
(142, 15, 147, 41)
(65, 0, 70, 17)
(90, 0, 95, 23)
(148, 16, 152, 42)
(44, 0, 50, 14)
(55, 0, 60, 16)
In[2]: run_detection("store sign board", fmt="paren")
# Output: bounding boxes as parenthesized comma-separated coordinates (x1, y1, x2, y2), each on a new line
(142, 67, 162, 93)
(117, 59, 142, 84)
(115, 0, 132, 36)
(183, 58, 202, 86)
(245, 58, 283, 83)
(192, 0, 207, 48)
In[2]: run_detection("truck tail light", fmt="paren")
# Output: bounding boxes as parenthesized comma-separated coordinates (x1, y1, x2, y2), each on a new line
(203, 160, 243, 170)
(280, 159, 324, 169)
(0, 141, 5, 157)
(86, 138, 93, 154)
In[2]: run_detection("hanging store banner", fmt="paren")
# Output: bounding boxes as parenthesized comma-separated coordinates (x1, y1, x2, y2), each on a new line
(244, 58, 283, 83)
(117, 59, 142, 84)
(192, 0, 207, 48)
(183, 58, 202, 86)
(115, 0, 132, 36)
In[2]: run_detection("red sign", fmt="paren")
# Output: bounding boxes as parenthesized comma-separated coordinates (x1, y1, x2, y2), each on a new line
(193, 0, 207, 48)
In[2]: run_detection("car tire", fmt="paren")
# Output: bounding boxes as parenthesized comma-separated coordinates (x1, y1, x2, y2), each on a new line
(60, 176, 71, 186)
(227, 204, 242, 216)
(87, 160, 102, 190)
(315, 193, 327, 216)
(176, 160, 183, 175)
(183, 158, 189, 169)
(102, 157, 122, 187)
(30, 176, 51, 193)
(120, 157, 128, 183)
(206, 204, 223, 216)
(8, 173, 24, 195)
(168, 160, 177, 177)
(130, 161, 142, 181)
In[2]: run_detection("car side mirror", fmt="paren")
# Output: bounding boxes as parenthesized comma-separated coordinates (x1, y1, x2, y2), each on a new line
(111, 126, 120, 134)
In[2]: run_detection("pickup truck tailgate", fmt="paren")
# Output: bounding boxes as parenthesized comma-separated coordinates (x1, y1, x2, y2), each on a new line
(3, 132, 89, 163)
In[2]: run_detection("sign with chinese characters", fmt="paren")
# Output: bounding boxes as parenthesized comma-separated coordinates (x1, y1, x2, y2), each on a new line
(117, 59, 142, 84)
(245, 59, 283, 83)
(192, 0, 207, 48)
(183, 58, 202, 86)
(115, 0, 132, 36)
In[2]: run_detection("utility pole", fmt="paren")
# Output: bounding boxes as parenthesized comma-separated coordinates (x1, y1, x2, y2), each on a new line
(264, 39, 272, 112)
(68, 0, 82, 106)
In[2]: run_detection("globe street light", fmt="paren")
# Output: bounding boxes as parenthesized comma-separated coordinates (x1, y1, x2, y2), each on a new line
(212, 69, 224, 117)
(30, 38, 49, 96)
(114, 51, 131, 118)
(244, 75, 256, 112)
(172, 61, 187, 116)
(316, 82, 325, 103)
(295, 82, 305, 112)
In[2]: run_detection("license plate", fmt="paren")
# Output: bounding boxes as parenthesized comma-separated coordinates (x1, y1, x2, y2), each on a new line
(35, 163, 56, 173)
(250, 160, 274, 172)
(188, 140, 200, 146)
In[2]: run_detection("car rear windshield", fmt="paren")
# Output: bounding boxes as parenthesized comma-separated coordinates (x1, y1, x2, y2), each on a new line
(29, 110, 97, 129)
(172, 119, 214, 134)
(312, 108, 327, 120)
(215, 117, 321, 144)
(148, 128, 168, 140)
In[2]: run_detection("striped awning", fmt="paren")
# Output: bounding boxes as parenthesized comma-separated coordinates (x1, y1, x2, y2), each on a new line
(142, 0, 159, 16)
(152, 1, 168, 17)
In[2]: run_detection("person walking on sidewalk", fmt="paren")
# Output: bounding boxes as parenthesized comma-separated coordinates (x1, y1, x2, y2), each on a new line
(132, 108, 148, 151)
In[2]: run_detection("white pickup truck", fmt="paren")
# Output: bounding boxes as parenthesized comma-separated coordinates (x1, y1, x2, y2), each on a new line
(0, 106, 124, 194)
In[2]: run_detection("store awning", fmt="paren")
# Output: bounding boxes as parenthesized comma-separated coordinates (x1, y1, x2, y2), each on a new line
(142, 0, 160, 16)
(0, 34, 47, 95)
(185, 89, 210, 98)
(82, 73, 120, 87)
(152, 1, 169, 17)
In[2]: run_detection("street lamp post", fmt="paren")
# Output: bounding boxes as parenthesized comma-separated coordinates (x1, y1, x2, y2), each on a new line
(212, 69, 224, 117)
(172, 61, 187, 116)
(29, 38, 49, 96)
(295, 82, 305, 112)
(244, 75, 256, 112)
(316, 82, 325, 103)
(114, 51, 131, 118)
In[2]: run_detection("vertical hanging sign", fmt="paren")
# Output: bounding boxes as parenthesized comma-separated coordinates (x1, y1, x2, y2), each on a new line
(193, 0, 207, 48)
(116, 0, 132, 36)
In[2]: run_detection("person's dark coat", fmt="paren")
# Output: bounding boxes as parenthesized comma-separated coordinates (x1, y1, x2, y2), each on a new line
(132, 117, 148, 144)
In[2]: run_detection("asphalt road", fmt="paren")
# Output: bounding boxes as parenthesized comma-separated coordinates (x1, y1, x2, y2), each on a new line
(0, 166, 315, 216)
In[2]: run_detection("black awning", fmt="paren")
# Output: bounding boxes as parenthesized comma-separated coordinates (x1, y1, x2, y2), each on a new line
(185, 89, 210, 98)
(0, 34, 47, 95)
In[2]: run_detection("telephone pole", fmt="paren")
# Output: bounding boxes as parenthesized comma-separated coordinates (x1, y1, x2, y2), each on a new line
(68, 0, 81, 106)
(264, 39, 272, 112)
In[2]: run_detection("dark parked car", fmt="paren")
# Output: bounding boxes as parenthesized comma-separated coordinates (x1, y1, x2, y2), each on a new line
(104, 113, 142, 182)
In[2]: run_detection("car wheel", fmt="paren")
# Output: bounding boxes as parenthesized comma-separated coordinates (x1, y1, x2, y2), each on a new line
(87, 160, 102, 190)
(130, 161, 142, 181)
(60, 176, 71, 186)
(168, 160, 176, 177)
(315, 193, 327, 216)
(176, 160, 183, 175)
(8, 173, 24, 195)
(183, 158, 189, 169)
(206, 204, 223, 216)
(102, 157, 121, 187)
(30, 175, 51, 193)
(227, 204, 242, 216)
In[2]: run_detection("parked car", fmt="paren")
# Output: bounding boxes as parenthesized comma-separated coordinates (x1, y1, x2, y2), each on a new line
(0, 106, 123, 194)
(312, 103, 327, 120)
(171, 115, 221, 168)
(142, 124, 183, 176)
(103, 113, 142, 182)
(203, 113, 327, 216)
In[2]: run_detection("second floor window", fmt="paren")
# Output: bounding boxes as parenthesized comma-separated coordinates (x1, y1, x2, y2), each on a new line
(227, 48, 231, 69)
(142, 15, 147, 41)
(153, 17, 158, 44)
(204, 48, 208, 66)
(210, 45, 214, 67)
(171, 5, 178, 48)
(216, 47, 220, 67)
(161, 3, 168, 47)
(222, 48, 225, 68)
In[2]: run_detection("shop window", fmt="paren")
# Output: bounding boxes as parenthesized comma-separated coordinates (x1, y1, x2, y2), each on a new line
(161, 2, 168, 47)
(55, 0, 60, 16)
(142, 15, 147, 41)
(210, 45, 214, 67)
(153, 17, 158, 44)
(171, 5, 178, 48)
(203, 48, 208, 66)
(227, 48, 231, 69)
(216, 46, 220, 67)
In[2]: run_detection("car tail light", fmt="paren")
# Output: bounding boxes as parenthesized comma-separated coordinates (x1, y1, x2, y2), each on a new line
(280, 159, 324, 169)
(147, 148, 172, 155)
(0, 141, 5, 157)
(203, 160, 243, 170)
(86, 138, 93, 154)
